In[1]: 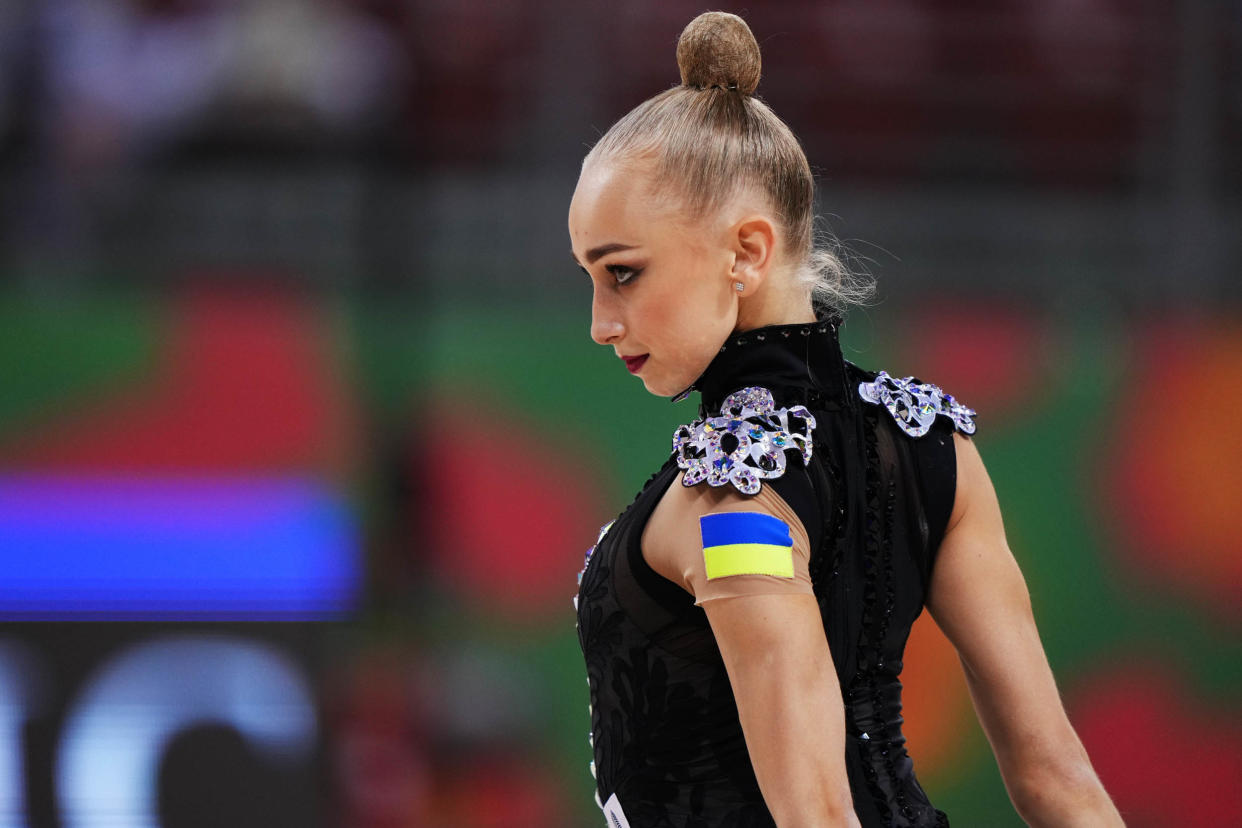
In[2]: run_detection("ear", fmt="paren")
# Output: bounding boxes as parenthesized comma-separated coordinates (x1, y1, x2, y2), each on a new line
(728, 214, 777, 292)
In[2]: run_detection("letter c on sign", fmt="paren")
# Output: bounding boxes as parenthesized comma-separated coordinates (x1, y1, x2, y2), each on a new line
(57, 635, 317, 828)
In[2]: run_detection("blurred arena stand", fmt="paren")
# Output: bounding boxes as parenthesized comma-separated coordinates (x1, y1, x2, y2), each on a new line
(0, 1, 1238, 826)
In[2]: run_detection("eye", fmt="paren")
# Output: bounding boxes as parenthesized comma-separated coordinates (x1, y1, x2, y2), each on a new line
(607, 264, 640, 285)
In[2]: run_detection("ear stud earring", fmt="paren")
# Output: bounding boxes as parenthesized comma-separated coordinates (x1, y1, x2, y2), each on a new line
(734, 282, 744, 293)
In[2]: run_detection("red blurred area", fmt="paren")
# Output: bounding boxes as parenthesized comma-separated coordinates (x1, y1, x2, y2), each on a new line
(432, 756, 570, 828)
(1071, 664, 1242, 826)
(893, 303, 1046, 425)
(0, 285, 355, 475)
(328, 649, 433, 828)
(1103, 320, 1242, 621)
(422, 394, 608, 620)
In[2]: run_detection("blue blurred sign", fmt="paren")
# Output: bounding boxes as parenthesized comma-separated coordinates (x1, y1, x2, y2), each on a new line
(0, 475, 360, 620)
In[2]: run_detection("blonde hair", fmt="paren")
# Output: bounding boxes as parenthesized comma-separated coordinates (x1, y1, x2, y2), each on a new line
(583, 11, 874, 317)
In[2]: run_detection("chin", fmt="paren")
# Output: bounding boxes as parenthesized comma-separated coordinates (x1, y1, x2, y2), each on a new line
(637, 373, 668, 397)
(642, 373, 689, 399)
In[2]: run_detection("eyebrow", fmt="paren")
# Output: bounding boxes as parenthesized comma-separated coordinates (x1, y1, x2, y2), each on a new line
(571, 243, 639, 266)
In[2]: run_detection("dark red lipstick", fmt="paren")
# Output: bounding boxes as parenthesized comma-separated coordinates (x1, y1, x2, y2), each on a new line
(622, 354, 648, 374)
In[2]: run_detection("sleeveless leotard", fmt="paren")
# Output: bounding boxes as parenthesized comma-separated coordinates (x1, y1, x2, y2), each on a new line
(575, 313, 976, 827)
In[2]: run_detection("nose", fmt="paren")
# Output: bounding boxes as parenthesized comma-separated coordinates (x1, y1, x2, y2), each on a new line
(590, 287, 624, 346)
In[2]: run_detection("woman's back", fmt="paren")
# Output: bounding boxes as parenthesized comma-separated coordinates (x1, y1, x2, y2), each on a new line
(576, 316, 971, 826)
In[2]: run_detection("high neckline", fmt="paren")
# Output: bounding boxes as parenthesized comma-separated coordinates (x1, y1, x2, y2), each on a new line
(671, 311, 850, 414)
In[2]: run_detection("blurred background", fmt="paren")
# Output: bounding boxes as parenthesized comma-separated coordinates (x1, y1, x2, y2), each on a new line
(0, 0, 1238, 825)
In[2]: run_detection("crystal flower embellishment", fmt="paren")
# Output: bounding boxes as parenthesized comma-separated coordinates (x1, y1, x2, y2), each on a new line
(672, 386, 816, 495)
(857, 371, 977, 437)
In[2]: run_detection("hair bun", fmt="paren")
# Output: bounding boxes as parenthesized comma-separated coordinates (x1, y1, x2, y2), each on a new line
(676, 12, 761, 96)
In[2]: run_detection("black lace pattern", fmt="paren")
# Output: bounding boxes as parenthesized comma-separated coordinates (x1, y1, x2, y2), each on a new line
(576, 320, 965, 826)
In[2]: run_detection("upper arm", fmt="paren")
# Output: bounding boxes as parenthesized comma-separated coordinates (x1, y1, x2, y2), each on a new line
(704, 591, 856, 824)
(643, 478, 857, 824)
(643, 470, 815, 605)
(927, 433, 1094, 787)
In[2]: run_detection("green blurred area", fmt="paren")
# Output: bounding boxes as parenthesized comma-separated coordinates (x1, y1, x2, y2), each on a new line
(0, 291, 159, 438)
(6, 292, 1240, 825)
(421, 300, 1242, 824)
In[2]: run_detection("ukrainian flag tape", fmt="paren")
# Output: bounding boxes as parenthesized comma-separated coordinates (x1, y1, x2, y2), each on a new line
(699, 512, 794, 579)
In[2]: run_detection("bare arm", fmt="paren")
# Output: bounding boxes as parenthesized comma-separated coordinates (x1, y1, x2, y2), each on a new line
(705, 591, 861, 828)
(926, 433, 1124, 826)
(645, 480, 860, 827)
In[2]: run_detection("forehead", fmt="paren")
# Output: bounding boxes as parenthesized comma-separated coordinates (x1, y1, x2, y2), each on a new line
(570, 160, 774, 260)
(569, 161, 668, 250)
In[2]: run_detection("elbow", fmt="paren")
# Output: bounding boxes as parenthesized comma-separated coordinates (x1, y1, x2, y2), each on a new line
(1008, 761, 1119, 826)
(770, 788, 860, 828)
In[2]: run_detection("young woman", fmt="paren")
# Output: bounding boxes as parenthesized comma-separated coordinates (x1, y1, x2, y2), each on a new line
(571, 12, 1123, 827)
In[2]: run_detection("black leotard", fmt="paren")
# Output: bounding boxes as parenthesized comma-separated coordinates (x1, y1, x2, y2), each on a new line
(576, 312, 974, 827)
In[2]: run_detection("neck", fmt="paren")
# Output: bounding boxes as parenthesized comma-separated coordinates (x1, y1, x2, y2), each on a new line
(733, 273, 816, 333)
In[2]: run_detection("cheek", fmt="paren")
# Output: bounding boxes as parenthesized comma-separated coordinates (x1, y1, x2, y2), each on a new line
(626, 276, 676, 334)
(675, 270, 732, 337)
(647, 276, 730, 361)
(638, 290, 678, 336)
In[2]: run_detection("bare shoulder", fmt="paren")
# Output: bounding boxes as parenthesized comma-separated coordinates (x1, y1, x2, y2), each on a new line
(642, 471, 734, 591)
(642, 472, 811, 595)
(927, 431, 1028, 629)
(944, 431, 998, 538)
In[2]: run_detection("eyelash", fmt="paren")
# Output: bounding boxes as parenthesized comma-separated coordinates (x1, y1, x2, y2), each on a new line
(578, 263, 641, 286)
(606, 264, 639, 285)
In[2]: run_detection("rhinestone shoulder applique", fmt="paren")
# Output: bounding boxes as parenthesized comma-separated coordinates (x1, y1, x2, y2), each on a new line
(672, 386, 816, 496)
(857, 371, 977, 437)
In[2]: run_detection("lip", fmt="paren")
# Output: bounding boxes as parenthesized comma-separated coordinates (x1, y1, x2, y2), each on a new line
(621, 354, 649, 374)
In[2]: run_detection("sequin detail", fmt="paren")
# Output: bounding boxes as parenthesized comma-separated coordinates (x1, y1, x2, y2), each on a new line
(576, 519, 615, 592)
(574, 516, 616, 806)
(672, 386, 815, 495)
(857, 371, 977, 437)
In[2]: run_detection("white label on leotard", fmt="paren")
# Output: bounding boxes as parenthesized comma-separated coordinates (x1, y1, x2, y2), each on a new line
(603, 793, 632, 828)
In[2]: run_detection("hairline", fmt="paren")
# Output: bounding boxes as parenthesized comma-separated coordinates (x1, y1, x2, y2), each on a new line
(581, 146, 794, 262)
